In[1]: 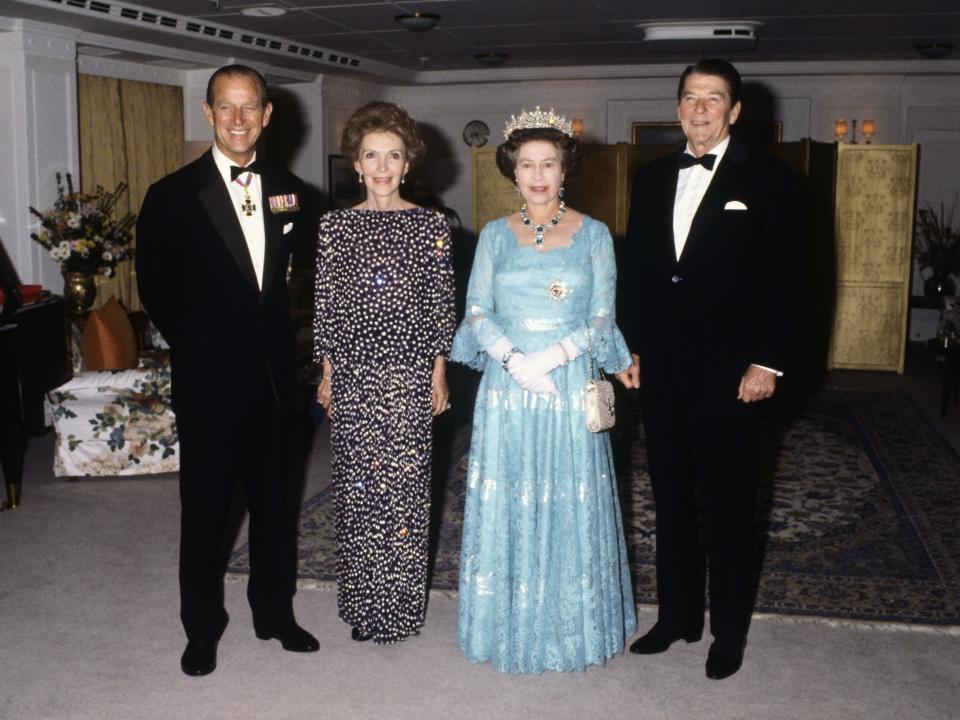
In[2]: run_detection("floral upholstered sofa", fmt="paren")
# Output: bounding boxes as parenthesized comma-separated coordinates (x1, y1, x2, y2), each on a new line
(46, 361, 179, 477)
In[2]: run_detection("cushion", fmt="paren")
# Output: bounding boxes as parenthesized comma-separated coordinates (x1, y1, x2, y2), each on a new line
(82, 295, 138, 371)
(55, 368, 154, 392)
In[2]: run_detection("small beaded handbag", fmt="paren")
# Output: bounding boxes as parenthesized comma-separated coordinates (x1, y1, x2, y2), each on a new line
(585, 337, 615, 432)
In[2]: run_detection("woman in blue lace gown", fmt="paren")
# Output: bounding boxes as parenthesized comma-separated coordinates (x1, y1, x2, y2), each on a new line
(450, 109, 637, 674)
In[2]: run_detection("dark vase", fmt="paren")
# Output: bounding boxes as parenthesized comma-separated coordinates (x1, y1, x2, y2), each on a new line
(62, 270, 97, 314)
(923, 274, 957, 300)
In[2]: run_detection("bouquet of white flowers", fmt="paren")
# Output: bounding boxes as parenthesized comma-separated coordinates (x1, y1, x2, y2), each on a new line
(30, 172, 135, 277)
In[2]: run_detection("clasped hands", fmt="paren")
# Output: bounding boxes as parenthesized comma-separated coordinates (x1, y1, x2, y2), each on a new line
(492, 338, 582, 396)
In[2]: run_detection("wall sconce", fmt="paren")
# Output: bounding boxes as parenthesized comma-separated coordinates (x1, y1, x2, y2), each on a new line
(835, 118, 874, 144)
(834, 119, 849, 142)
(570, 118, 584, 137)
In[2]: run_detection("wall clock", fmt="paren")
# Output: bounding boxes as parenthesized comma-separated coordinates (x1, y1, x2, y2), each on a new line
(462, 120, 490, 147)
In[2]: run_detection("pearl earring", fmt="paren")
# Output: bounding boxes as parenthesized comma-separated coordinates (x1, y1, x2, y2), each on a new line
(357, 172, 363, 184)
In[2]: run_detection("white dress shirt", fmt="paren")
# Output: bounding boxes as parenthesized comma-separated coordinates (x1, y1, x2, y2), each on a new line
(212, 144, 265, 289)
(672, 135, 730, 260)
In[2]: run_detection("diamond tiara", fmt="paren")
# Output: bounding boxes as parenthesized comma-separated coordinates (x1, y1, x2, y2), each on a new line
(502, 106, 574, 140)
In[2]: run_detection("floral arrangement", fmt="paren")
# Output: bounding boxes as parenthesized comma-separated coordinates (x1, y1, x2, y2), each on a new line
(915, 199, 960, 280)
(30, 172, 135, 277)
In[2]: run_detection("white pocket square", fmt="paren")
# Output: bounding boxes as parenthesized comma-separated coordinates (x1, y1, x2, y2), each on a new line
(724, 200, 748, 211)
(282, 222, 294, 235)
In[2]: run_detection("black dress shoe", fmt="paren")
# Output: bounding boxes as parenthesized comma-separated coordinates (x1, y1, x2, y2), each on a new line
(628, 623, 703, 654)
(351, 627, 373, 642)
(705, 638, 746, 680)
(255, 622, 319, 652)
(181, 639, 217, 676)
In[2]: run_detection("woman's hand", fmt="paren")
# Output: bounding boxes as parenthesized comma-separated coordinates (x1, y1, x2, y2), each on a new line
(317, 356, 333, 417)
(431, 356, 450, 416)
(505, 353, 561, 396)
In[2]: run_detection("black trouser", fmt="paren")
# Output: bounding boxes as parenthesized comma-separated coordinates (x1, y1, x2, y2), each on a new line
(175, 362, 296, 641)
(641, 391, 758, 651)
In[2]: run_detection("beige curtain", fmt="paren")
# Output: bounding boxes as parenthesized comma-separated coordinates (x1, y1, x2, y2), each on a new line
(78, 75, 183, 310)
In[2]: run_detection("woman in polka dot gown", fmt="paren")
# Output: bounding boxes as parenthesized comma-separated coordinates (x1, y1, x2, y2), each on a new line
(313, 102, 456, 643)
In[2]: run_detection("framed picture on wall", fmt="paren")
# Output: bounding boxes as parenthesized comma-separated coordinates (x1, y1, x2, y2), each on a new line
(631, 121, 687, 146)
(328, 154, 364, 209)
(631, 120, 783, 146)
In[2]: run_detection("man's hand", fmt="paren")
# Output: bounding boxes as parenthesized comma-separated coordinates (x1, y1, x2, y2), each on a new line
(616, 353, 641, 389)
(737, 364, 776, 403)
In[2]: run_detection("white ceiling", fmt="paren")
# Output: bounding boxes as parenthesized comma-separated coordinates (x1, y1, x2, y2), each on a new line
(5, 0, 960, 79)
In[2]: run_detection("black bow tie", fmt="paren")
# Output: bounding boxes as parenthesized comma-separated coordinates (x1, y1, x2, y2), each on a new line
(230, 160, 262, 180)
(678, 153, 716, 171)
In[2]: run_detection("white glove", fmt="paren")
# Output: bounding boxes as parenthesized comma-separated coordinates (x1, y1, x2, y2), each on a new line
(509, 336, 584, 386)
(485, 337, 515, 366)
(506, 354, 559, 395)
(508, 345, 566, 387)
(523, 374, 560, 396)
(557, 336, 584, 364)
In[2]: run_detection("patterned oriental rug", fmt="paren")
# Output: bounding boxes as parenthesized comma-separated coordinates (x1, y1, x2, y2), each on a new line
(228, 389, 960, 626)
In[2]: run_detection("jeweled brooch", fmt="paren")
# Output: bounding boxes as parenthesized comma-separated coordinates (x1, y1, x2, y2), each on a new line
(548, 279, 569, 302)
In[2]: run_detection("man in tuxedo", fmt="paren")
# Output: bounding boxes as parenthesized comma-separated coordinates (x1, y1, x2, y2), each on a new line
(619, 59, 799, 680)
(136, 64, 318, 676)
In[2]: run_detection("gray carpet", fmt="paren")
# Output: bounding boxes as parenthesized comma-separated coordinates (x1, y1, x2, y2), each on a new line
(3, 364, 960, 719)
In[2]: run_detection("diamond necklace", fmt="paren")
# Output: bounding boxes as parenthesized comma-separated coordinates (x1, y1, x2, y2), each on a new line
(520, 200, 565, 247)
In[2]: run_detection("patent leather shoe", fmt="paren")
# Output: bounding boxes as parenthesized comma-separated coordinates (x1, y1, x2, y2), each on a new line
(181, 639, 217, 676)
(351, 627, 373, 642)
(255, 622, 320, 652)
(628, 623, 702, 655)
(705, 638, 746, 680)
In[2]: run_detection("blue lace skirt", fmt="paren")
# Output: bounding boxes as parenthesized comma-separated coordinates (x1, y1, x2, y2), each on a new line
(456, 355, 637, 674)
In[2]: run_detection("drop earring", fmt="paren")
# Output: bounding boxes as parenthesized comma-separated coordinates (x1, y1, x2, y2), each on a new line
(401, 173, 406, 185)
(515, 182, 521, 198)
(357, 171, 363, 184)
(559, 185, 565, 200)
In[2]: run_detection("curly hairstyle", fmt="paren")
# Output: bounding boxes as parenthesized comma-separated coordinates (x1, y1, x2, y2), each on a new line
(495, 127, 581, 180)
(340, 101, 426, 166)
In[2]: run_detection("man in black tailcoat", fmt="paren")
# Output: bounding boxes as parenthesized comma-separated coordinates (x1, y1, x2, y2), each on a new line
(136, 64, 318, 676)
(619, 59, 800, 680)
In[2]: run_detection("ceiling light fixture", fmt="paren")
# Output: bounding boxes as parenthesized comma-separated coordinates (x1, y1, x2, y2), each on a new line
(395, 13, 441, 32)
(638, 21, 761, 52)
(240, 6, 287, 18)
(475, 53, 508, 68)
(914, 42, 953, 59)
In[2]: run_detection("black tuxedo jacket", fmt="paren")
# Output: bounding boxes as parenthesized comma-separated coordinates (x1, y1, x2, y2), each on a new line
(136, 150, 307, 418)
(621, 138, 800, 411)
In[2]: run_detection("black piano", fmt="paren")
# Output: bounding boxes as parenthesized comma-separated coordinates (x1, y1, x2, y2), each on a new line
(1, 295, 70, 510)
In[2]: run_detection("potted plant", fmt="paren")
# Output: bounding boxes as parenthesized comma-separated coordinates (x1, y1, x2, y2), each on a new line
(915, 198, 960, 299)
(30, 172, 135, 313)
